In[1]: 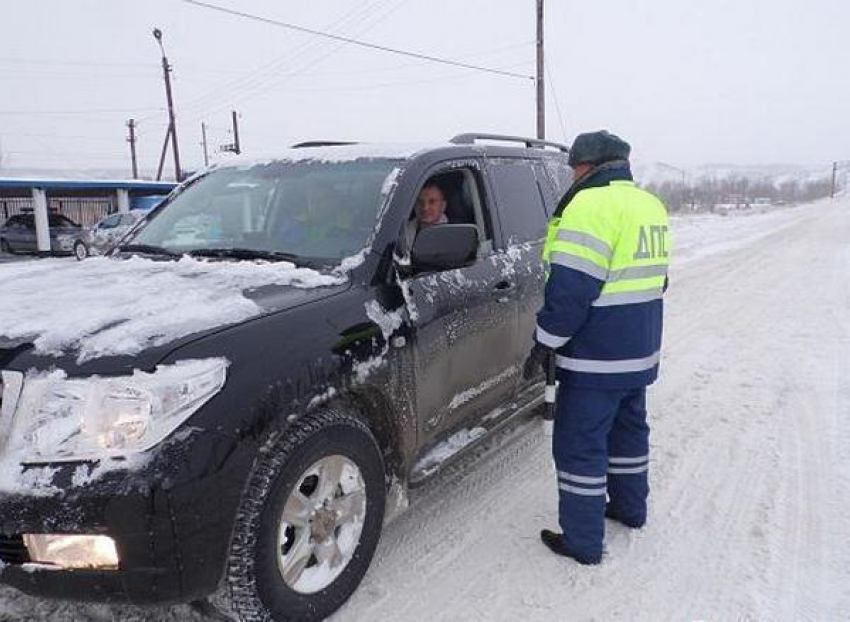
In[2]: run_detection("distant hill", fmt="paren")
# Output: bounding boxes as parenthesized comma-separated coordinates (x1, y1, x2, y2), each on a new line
(633, 162, 832, 187)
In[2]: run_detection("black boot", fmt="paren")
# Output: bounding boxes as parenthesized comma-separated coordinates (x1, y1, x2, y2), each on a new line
(604, 505, 645, 529)
(539, 530, 601, 565)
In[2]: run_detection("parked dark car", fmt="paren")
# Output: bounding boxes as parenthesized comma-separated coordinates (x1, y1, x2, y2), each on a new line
(0, 135, 572, 621)
(0, 213, 81, 255)
(73, 211, 149, 260)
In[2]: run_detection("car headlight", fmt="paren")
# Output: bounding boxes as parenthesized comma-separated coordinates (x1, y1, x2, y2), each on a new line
(6, 358, 228, 464)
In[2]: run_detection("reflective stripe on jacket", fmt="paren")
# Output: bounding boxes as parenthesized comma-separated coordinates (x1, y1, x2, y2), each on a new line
(538, 179, 671, 389)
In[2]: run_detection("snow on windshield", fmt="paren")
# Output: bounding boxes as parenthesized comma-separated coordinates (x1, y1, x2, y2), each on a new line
(0, 255, 351, 362)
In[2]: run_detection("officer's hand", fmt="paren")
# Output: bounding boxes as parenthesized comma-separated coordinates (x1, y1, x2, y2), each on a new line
(522, 343, 551, 381)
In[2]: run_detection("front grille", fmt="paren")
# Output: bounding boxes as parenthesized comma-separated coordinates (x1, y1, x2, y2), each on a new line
(0, 534, 29, 564)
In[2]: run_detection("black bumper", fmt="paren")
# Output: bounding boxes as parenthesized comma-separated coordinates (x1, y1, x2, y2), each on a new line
(0, 434, 252, 605)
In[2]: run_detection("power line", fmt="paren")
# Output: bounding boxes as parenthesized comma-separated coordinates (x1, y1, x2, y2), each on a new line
(0, 57, 157, 68)
(180, 0, 534, 82)
(545, 61, 568, 142)
(179, 38, 532, 124)
(171, 0, 404, 121)
(181, 0, 411, 119)
(0, 131, 125, 142)
(295, 41, 536, 77)
(188, 62, 532, 97)
(7, 150, 128, 159)
(0, 107, 162, 116)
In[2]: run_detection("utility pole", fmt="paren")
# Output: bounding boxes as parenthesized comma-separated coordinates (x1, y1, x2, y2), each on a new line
(831, 161, 837, 198)
(221, 110, 242, 155)
(153, 28, 183, 182)
(536, 0, 545, 140)
(231, 110, 241, 155)
(201, 122, 210, 167)
(126, 119, 138, 179)
(156, 126, 171, 181)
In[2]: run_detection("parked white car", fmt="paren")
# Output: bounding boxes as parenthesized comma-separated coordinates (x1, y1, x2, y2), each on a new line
(73, 211, 148, 260)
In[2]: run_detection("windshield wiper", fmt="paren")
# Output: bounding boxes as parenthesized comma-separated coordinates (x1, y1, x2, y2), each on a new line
(115, 243, 181, 257)
(187, 248, 318, 266)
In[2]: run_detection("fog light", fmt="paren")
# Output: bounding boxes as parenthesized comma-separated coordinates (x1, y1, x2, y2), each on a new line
(23, 534, 119, 569)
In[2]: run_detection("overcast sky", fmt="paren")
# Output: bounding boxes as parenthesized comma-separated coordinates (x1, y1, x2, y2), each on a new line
(1, 0, 848, 177)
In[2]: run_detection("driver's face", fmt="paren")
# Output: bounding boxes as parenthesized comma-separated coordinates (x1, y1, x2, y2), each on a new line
(416, 186, 447, 226)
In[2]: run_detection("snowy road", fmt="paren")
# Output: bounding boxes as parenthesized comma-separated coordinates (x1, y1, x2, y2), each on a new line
(2, 200, 849, 621)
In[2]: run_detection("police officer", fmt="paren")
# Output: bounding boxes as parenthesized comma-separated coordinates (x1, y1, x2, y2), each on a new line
(525, 130, 670, 565)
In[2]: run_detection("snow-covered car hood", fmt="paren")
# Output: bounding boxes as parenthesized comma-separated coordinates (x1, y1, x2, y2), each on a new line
(0, 255, 353, 374)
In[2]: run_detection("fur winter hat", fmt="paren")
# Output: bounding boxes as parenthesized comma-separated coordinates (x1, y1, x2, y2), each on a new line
(568, 130, 631, 167)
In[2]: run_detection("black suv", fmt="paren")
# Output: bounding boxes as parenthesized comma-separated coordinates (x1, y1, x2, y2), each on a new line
(0, 134, 572, 621)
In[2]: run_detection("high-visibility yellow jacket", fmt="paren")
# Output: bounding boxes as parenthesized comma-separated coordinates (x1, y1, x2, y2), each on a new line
(537, 173, 671, 389)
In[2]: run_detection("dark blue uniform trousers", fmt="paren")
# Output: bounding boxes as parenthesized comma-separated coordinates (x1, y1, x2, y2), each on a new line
(553, 385, 650, 561)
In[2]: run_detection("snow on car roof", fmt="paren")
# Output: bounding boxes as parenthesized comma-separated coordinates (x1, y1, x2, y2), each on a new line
(225, 142, 447, 168)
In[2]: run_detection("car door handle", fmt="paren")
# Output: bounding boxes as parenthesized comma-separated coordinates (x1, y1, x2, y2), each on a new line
(493, 280, 515, 302)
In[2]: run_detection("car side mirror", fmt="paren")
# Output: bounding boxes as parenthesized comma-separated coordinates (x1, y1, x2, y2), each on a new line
(410, 224, 478, 272)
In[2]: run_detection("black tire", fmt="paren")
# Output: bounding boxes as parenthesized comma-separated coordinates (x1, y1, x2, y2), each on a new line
(0, 238, 13, 255)
(73, 241, 88, 261)
(219, 407, 386, 622)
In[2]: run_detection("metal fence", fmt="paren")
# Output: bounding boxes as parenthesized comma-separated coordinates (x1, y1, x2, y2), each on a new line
(0, 197, 115, 227)
(49, 197, 114, 227)
(0, 198, 31, 226)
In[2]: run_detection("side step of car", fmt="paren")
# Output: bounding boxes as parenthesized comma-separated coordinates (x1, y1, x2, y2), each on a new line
(408, 383, 545, 486)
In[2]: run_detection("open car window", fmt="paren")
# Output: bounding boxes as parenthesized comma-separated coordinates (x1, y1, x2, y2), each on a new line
(402, 165, 494, 260)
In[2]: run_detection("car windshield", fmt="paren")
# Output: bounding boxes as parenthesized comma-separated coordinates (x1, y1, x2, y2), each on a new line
(127, 158, 402, 261)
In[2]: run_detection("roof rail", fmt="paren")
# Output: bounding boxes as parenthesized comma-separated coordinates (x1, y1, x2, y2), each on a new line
(449, 133, 568, 153)
(290, 141, 358, 149)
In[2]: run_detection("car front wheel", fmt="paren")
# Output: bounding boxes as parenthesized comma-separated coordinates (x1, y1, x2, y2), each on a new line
(217, 407, 386, 622)
(0, 239, 12, 255)
(73, 241, 88, 261)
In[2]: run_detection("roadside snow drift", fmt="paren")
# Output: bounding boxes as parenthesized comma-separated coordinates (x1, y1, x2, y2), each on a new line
(0, 255, 346, 362)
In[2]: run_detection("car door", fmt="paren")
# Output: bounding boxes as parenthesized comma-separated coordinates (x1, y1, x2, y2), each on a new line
(1, 216, 23, 251)
(486, 157, 557, 389)
(398, 161, 521, 448)
(92, 214, 122, 251)
(15, 216, 37, 252)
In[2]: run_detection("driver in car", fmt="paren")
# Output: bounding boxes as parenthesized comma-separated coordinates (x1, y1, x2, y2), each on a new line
(405, 180, 448, 249)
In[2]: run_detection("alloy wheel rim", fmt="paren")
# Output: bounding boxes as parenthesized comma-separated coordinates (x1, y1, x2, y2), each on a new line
(75, 244, 87, 260)
(276, 454, 367, 594)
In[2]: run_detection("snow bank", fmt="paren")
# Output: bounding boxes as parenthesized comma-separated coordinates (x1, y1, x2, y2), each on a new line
(670, 201, 817, 266)
(0, 255, 351, 362)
